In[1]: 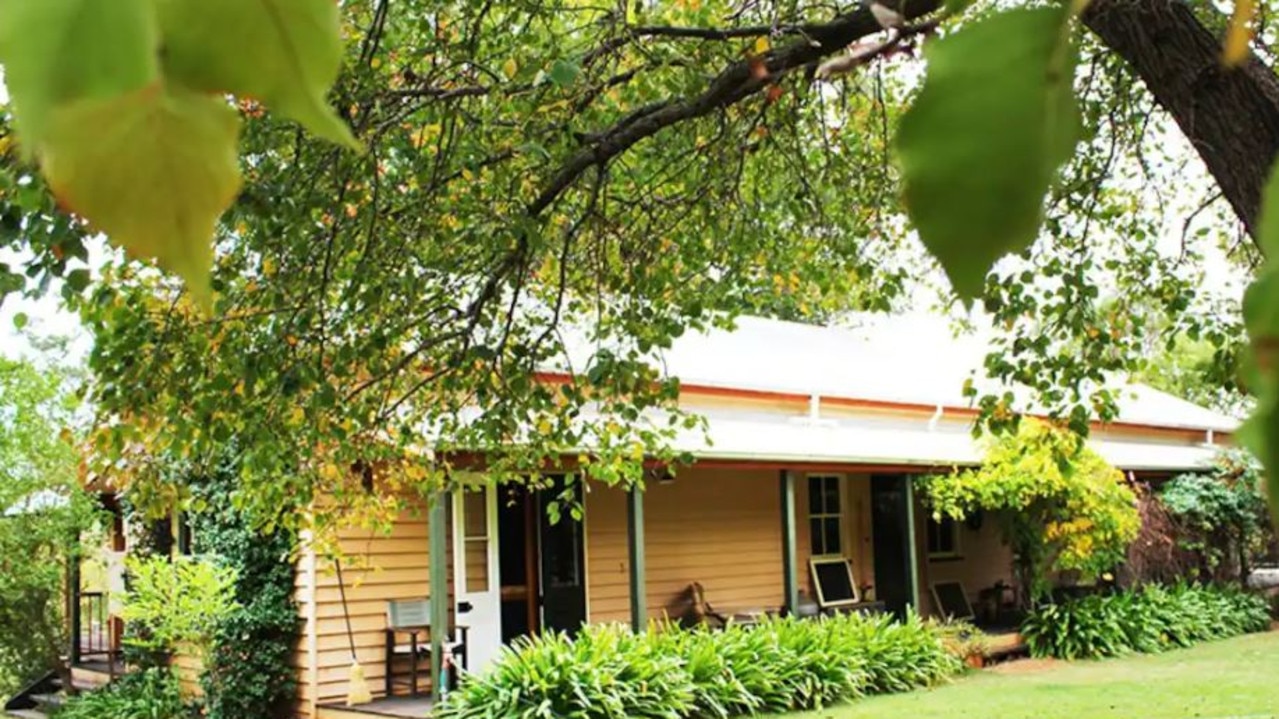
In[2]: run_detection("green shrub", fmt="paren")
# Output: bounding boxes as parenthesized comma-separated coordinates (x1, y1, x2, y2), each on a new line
(55, 667, 194, 719)
(437, 611, 960, 719)
(1021, 584, 1271, 660)
(119, 555, 239, 658)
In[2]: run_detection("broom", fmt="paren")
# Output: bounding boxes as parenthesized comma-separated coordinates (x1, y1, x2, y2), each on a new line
(335, 558, 373, 706)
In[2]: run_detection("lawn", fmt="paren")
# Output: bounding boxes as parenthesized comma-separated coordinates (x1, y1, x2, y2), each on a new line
(787, 631, 1279, 719)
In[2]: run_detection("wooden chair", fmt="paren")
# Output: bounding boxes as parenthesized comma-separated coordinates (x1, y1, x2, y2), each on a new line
(681, 582, 776, 629)
(682, 581, 730, 628)
(384, 598, 468, 697)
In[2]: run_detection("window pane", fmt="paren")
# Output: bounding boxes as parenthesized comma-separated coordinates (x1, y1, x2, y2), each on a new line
(464, 492, 487, 538)
(809, 518, 824, 555)
(823, 518, 842, 556)
(465, 538, 489, 592)
(823, 478, 841, 514)
(544, 517, 581, 588)
(808, 477, 822, 515)
(928, 518, 956, 555)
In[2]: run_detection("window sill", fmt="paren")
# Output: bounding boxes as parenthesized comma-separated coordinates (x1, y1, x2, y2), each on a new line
(927, 554, 964, 563)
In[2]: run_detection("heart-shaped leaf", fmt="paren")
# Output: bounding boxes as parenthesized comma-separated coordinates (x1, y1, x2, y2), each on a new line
(156, 0, 359, 150)
(0, 0, 159, 141)
(896, 6, 1081, 301)
(39, 86, 243, 308)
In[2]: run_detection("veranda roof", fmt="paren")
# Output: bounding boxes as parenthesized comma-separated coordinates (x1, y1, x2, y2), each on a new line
(659, 410, 1221, 472)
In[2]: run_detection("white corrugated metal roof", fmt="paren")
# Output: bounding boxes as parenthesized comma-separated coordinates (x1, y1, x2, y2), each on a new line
(562, 313, 1238, 433)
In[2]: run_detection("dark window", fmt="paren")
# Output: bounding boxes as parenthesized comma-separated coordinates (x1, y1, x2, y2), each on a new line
(807, 475, 843, 557)
(927, 516, 960, 557)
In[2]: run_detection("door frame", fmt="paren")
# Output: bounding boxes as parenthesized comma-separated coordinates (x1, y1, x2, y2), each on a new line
(534, 476, 591, 634)
(452, 482, 502, 671)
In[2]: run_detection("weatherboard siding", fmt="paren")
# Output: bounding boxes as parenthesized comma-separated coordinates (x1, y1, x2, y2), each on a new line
(294, 500, 439, 718)
(585, 469, 792, 624)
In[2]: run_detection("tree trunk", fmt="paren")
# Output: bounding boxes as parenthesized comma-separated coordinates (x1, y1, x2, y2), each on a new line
(1084, 0, 1279, 240)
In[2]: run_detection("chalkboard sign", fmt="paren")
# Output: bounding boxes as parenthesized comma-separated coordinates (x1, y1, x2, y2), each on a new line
(810, 557, 859, 608)
(931, 581, 974, 620)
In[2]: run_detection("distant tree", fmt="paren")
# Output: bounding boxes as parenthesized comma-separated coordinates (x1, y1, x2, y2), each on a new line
(1160, 449, 1272, 584)
(0, 355, 97, 700)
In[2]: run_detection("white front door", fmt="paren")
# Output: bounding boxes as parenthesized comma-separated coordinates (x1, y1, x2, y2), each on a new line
(453, 486, 502, 673)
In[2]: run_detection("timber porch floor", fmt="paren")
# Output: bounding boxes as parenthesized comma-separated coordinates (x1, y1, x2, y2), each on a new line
(316, 696, 435, 719)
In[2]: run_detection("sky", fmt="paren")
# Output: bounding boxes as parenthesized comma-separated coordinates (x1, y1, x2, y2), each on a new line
(0, 244, 97, 365)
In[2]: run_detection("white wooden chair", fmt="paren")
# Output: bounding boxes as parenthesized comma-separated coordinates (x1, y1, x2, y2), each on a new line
(384, 598, 468, 697)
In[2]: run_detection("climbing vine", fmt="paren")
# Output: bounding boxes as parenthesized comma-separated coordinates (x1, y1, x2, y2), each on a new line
(189, 465, 300, 719)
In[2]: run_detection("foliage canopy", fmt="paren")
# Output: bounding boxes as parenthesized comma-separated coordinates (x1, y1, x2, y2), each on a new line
(0, 0, 1274, 530)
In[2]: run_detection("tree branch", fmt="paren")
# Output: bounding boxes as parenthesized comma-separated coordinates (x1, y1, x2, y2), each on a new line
(528, 0, 942, 218)
(627, 22, 823, 40)
(1085, 0, 1279, 242)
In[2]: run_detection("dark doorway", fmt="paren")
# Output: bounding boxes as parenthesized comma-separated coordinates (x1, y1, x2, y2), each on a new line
(497, 485, 537, 643)
(537, 476, 587, 635)
(870, 474, 917, 619)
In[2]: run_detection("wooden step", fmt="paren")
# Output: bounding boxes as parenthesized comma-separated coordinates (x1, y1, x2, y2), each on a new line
(28, 694, 63, 711)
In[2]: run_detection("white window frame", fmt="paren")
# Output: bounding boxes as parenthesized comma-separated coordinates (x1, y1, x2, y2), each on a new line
(926, 515, 961, 560)
(806, 474, 847, 559)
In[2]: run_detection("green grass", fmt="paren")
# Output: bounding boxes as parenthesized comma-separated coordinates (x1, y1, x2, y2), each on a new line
(784, 631, 1279, 719)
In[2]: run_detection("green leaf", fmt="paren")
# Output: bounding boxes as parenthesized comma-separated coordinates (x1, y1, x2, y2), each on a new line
(1256, 163, 1279, 258)
(548, 59, 581, 88)
(156, 0, 359, 150)
(1242, 268, 1279, 349)
(39, 86, 243, 309)
(1242, 166, 1279, 525)
(895, 6, 1081, 301)
(1237, 402, 1279, 528)
(1271, 450, 1279, 529)
(0, 0, 159, 141)
(12, 312, 28, 330)
(64, 268, 90, 293)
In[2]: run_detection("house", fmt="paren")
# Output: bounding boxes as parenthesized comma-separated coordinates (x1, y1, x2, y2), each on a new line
(62, 315, 1236, 719)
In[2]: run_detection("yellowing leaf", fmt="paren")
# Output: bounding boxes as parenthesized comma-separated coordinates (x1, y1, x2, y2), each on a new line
(503, 57, 519, 80)
(753, 36, 770, 55)
(0, 0, 159, 142)
(1224, 0, 1257, 67)
(157, 0, 360, 150)
(39, 86, 243, 309)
